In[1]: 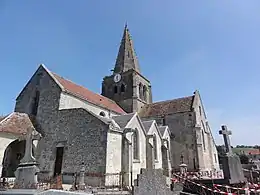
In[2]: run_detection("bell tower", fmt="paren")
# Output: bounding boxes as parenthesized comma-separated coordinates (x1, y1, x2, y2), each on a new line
(101, 25, 152, 113)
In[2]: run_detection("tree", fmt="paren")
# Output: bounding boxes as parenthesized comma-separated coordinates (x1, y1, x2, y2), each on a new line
(239, 154, 249, 164)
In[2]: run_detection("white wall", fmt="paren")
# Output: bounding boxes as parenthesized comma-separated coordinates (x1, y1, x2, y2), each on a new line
(59, 92, 120, 117)
(105, 131, 122, 186)
(147, 123, 162, 169)
(125, 116, 146, 181)
(193, 94, 220, 171)
(0, 133, 16, 177)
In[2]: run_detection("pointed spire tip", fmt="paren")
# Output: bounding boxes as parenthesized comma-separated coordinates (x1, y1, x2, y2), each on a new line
(124, 21, 128, 30)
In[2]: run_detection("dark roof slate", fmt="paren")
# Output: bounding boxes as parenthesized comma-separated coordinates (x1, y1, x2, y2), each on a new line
(158, 126, 167, 137)
(112, 113, 135, 128)
(142, 120, 154, 133)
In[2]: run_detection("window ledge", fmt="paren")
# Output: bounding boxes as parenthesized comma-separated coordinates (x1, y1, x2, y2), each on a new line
(133, 159, 141, 163)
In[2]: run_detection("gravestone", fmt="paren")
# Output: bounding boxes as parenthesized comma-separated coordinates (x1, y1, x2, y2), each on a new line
(14, 128, 41, 189)
(219, 125, 246, 184)
(133, 168, 178, 195)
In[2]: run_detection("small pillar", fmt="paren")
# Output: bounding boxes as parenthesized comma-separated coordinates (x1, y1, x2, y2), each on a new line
(78, 162, 86, 190)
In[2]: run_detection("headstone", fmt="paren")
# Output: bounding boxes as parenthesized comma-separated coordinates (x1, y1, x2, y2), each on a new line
(133, 169, 177, 195)
(78, 163, 86, 190)
(179, 164, 187, 177)
(14, 128, 41, 189)
(219, 125, 246, 184)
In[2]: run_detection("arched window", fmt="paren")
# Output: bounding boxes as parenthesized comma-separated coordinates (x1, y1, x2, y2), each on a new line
(143, 85, 147, 101)
(199, 106, 202, 116)
(120, 84, 125, 93)
(133, 130, 139, 160)
(153, 134, 158, 160)
(114, 85, 118, 94)
(202, 131, 206, 151)
(99, 111, 106, 117)
(139, 83, 143, 100)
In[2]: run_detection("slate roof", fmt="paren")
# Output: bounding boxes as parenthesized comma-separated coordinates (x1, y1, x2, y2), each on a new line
(142, 120, 154, 133)
(139, 95, 194, 117)
(158, 126, 167, 137)
(0, 112, 34, 135)
(112, 113, 135, 128)
(52, 73, 126, 114)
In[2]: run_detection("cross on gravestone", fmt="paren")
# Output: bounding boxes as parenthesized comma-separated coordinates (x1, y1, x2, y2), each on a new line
(219, 125, 233, 154)
(20, 127, 42, 164)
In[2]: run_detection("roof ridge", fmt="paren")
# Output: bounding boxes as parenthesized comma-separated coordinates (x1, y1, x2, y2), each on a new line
(151, 95, 194, 106)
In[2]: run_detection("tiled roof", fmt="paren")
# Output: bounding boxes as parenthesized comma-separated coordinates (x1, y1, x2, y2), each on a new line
(112, 113, 135, 128)
(139, 95, 194, 117)
(0, 112, 34, 135)
(52, 73, 126, 114)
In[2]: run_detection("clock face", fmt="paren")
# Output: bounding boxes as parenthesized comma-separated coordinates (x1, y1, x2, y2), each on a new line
(113, 74, 121, 83)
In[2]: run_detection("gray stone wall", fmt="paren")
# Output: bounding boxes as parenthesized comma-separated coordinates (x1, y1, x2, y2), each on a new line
(102, 69, 151, 113)
(39, 108, 108, 177)
(14, 66, 62, 171)
(165, 112, 197, 171)
(141, 112, 198, 171)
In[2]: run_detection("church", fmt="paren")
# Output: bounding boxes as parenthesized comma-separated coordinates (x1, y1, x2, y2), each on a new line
(0, 25, 220, 187)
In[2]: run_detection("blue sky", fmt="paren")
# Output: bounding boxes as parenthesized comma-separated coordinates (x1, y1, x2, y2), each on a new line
(1, 1, 260, 145)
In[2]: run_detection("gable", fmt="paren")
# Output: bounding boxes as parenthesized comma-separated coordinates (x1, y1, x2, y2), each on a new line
(15, 64, 63, 101)
(112, 113, 135, 128)
(52, 73, 126, 114)
(139, 95, 194, 117)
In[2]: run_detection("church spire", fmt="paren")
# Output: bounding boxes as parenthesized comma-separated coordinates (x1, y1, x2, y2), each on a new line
(113, 25, 140, 74)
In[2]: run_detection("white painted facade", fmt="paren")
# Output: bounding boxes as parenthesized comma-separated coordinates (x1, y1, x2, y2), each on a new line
(0, 133, 18, 177)
(124, 115, 147, 182)
(192, 91, 220, 171)
(145, 121, 163, 169)
(59, 92, 120, 118)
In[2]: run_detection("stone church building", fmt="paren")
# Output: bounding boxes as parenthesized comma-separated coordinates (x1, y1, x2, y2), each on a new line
(0, 25, 219, 186)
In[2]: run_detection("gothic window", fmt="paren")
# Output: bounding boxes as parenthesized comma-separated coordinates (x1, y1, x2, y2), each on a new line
(139, 83, 143, 100)
(133, 129, 139, 160)
(143, 85, 147, 101)
(31, 90, 40, 116)
(199, 106, 202, 116)
(120, 84, 125, 93)
(99, 111, 106, 117)
(202, 131, 206, 151)
(114, 85, 118, 94)
(153, 134, 158, 160)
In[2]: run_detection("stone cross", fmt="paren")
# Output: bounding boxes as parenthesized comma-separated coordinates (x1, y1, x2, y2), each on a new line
(20, 128, 42, 164)
(219, 125, 233, 154)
